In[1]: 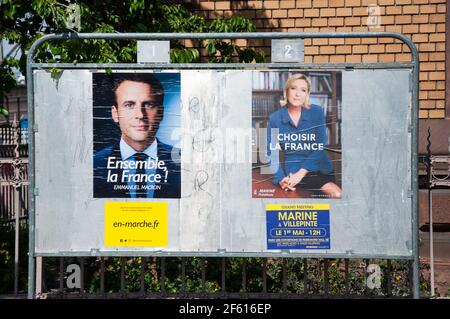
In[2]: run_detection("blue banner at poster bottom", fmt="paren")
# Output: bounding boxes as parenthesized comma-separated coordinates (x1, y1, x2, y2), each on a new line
(266, 205, 330, 250)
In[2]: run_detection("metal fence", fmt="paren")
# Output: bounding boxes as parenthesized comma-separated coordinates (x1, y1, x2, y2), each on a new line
(0, 122, 28, 224)
(0, 119, 29, 296)
(38, 256, 426, 299)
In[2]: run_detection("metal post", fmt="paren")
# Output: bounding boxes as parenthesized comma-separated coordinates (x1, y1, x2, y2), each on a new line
(202, 258, 207, 292)
(324, 259, 329, 296)
(262, 258, 267, 294)
(12, 115, 20, 295)
(120, 257, 125, 294)
(26, 32, 36, 299)
(386, 259, 392, 297)
(242, 259, 246, 292)
(282, 258, 287, 293)
(344, 259, 350, 296)
(13, 188, 20, 294)
(303, 258, 308, 295)
(80, 257, 85, 296)
(140, 257, 146, 295)
(59, 257, 64, 294)
(181, 257, 186, 292)
(426, 129, 435, 298)
(35, 256, 42, 297)
(160, 257, 166, 294)
(221, 257, 226, 293)
(100, 257, 105, 295)
(410, 34, 421, 300)
(429, 188, 435, 297)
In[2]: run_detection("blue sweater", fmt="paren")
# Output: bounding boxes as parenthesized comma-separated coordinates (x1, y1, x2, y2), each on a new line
(266, 104, 334, 185)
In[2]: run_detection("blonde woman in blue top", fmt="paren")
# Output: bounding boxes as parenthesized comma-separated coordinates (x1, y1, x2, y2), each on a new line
(267, 74, 342, 198)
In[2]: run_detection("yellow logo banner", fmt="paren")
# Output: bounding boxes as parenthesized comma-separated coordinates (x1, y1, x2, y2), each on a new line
(104, 202, 168, 247)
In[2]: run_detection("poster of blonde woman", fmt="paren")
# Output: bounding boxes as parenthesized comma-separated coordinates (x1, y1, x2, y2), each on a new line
(252, 71, 342, 199)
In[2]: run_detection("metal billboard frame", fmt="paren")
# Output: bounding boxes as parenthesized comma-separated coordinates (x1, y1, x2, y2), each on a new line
(26, 32, 420, 298)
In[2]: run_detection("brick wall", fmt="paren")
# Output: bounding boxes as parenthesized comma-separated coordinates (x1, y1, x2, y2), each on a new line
(195, 0, 447, 119)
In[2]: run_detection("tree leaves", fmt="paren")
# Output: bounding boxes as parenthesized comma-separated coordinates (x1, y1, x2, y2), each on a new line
(0, 1, 265, 117)
(171, 48, 200, 63)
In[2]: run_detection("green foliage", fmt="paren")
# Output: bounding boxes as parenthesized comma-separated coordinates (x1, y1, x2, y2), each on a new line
(0, 0, 265, 117)
(0, 58, 18, 118)
(0, 223, 28, 293)
(97, 257, 429, 296)
(87, 257, 162, 293)
(84, 257, 223, 293)
(16, 255, 432, 297)
(170, 48, 200, 64)
(161, 4, 206, 33)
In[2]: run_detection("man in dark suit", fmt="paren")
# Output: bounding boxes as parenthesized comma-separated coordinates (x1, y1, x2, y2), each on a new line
(93, 73, 180, 198)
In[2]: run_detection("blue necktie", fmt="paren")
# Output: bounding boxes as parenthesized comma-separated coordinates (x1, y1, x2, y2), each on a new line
(134, 153, 148, 198)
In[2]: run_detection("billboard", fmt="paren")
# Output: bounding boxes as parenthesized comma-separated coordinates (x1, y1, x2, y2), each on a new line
(33, 69, 412, 257)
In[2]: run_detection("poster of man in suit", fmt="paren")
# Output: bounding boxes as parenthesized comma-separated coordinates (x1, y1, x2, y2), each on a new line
(93, 72, 181, 198)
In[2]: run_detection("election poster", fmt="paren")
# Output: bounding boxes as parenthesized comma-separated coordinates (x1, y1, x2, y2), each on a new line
(266, 204, 330, 250)
(92, 72, 181, 198)
(252, 71, 342, 199)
